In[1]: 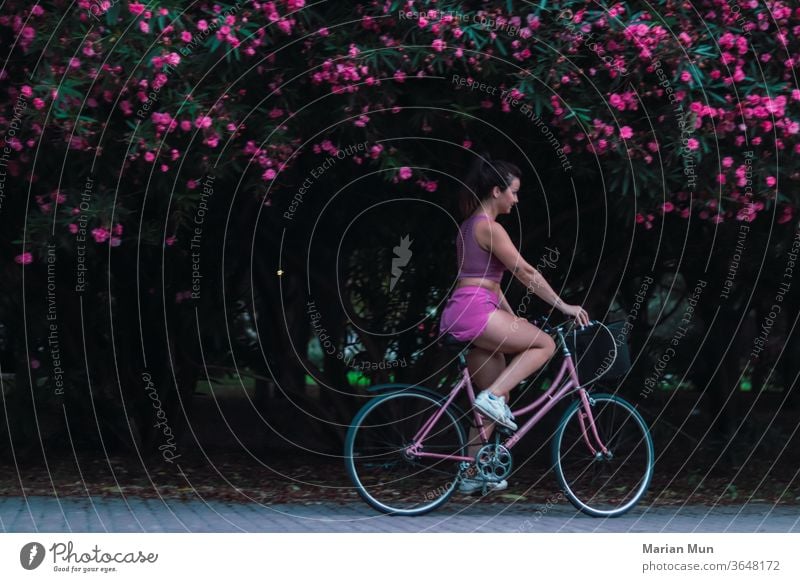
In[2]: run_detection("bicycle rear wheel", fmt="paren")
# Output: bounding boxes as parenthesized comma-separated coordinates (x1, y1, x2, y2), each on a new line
(345, 391, 467, 516)
(552, 393, 654, 517)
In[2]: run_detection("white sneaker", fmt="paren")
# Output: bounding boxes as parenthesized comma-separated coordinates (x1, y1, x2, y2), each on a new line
(504, 401, 515, 422)
(474, 390, 518, 431)
(458, 476, 509, 495)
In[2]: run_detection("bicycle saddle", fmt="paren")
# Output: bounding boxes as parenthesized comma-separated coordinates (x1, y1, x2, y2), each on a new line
(438, 334, 470, 351)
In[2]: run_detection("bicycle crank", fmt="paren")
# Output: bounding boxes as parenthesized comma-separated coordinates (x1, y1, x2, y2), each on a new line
(475, 443, 513, 482)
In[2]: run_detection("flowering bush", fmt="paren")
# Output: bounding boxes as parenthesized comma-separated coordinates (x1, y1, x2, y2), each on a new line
(2, 1, 797, 259)
(1, 1, 798, 452)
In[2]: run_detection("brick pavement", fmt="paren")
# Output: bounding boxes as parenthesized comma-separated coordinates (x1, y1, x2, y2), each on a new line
(1, 496, 797, 533)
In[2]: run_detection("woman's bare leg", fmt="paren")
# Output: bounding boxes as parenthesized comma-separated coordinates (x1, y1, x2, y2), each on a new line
(473, 311, 557, 399)
(465, 347, 505, 459)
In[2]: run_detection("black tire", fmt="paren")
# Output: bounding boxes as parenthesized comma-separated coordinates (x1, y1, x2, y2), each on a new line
(552, 393, 654, 517)
(344, 390, 467, 516)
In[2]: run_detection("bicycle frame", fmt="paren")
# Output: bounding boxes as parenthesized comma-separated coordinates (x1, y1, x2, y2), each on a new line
(406, 351, 611, 463)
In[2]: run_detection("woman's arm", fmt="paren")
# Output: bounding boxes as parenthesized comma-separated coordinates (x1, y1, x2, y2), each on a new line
(474, 221, 564, 308)
(475, 221, 590, 325)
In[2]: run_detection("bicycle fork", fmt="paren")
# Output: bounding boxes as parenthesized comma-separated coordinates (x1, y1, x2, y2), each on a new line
(576, 390, 612, 459)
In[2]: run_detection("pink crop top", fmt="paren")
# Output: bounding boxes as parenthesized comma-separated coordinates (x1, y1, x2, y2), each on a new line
(456, 214, 506, 283)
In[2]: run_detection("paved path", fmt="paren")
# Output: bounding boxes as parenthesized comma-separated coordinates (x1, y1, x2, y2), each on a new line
(1, 496, 798, 532)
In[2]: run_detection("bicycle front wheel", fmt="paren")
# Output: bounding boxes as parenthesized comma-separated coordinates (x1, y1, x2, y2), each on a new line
(552, 393, 654, 517)
(344, 391, 467, 516)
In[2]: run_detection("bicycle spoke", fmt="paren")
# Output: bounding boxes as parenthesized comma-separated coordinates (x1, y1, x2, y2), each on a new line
(553, 394, 653, 517)
(346, 392, 466, 514)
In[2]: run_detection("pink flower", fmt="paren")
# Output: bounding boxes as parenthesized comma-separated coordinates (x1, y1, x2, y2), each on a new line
(129, 2, 145, 15)
(69, 223, 78, 234)
(164, 52, 181, 67)
(398, 167, 412, 180)
(277, 19, 293, 34)
(92, 227, 110, 243)
(195, 116, 212, 129)
(263, 168, 277, 180)
(620, 126, 633, 139)
(165, 235, 177, 246)
(181, 31, 192, 42)
(15, 252, 33, 265)
(431, 39, 446, 52)
(144, 151, 155, 162)
(113, 223, 123, 236)
(686, 138, 699, 150)
(662, 202, 675, 213)
(766, 176, 776, 187)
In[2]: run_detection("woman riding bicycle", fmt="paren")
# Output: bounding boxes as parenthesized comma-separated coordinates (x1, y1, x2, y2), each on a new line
(439, 154, 590, 494)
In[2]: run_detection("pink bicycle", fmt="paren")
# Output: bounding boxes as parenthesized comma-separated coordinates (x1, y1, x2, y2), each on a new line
(344, 317, 654, 516)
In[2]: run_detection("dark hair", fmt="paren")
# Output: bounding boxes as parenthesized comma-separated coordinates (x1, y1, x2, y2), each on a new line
(458, 154, 521, 219)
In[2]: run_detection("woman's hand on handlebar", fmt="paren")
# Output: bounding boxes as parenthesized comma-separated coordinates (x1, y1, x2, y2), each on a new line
(559, 302, 590, 327)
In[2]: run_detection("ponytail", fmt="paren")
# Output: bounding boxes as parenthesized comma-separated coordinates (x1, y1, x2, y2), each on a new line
(458, 153, 521, 219)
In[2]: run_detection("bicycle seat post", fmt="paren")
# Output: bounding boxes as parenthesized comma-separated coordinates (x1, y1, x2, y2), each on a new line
(440, 334, 471, 370)
(457, 348, 468, 370)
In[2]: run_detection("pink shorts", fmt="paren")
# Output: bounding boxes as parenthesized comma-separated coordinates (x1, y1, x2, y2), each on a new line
(439, 286, 500, 342)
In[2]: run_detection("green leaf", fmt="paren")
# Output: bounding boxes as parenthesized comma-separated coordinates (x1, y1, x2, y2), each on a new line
(564, 107, 590, 122)
(105, 3, 121, 27)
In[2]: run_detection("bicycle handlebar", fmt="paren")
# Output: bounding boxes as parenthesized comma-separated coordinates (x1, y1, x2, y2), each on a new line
(531, 315, 601, 336)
